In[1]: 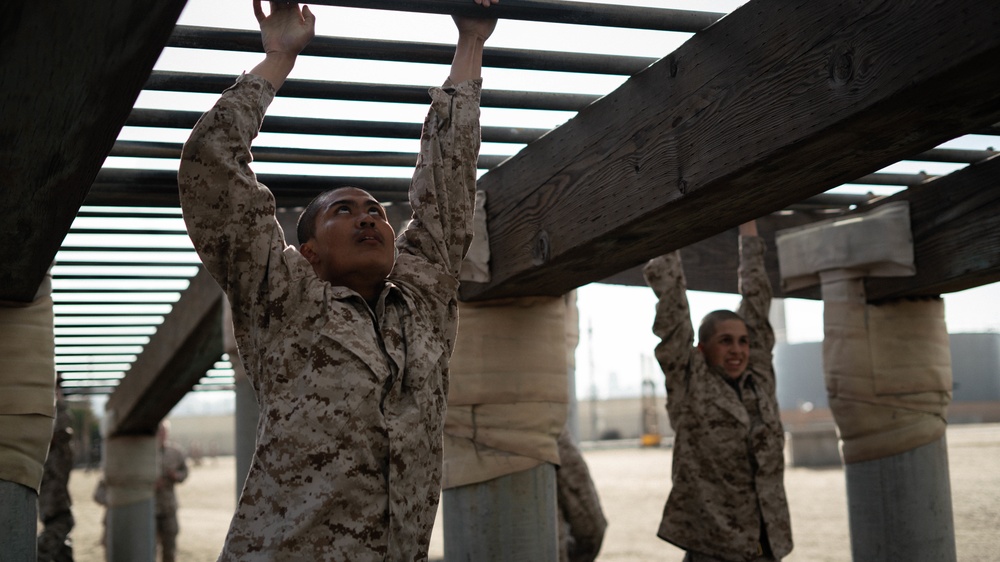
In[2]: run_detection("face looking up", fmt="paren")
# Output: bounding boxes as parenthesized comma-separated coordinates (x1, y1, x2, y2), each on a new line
(299, 187, 397, 301)
(698, 318, 750, 379)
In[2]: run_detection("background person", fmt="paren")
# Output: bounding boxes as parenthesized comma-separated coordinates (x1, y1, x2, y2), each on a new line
(643, 221, 793, 561)
(155, 422, 188, 562)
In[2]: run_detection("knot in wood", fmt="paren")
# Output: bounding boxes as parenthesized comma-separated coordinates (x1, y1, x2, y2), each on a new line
(531, 230, 551, 266)
(829, 47, 855, 85)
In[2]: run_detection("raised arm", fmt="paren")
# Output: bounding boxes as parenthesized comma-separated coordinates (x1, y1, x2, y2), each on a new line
(395, 4, 497, 283)
(735, 220, 776, 379)
(178, 2, 315, 324)
(643, 252, 696, 421)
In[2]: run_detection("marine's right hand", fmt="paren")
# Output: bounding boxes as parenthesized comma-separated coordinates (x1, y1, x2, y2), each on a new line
(254, 1, 316, 59)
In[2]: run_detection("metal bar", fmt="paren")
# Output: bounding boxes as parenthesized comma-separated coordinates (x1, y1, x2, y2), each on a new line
(852, 172, 933, 186)
(110, 140, 511, 168)
(145, 71, 598, 111)
(308, 0, 723, 33)
(125, 108, 544, 144)
(167, 26, 655, 75)
(62, 229, 187, 237)
(52, 265, 197, 277)
(52, 254, 200, 266)
(94, 168, 415, 191)
(914, 148, 999, 163)
(794, 193, 873, 208)
(88, 169, 416, 207)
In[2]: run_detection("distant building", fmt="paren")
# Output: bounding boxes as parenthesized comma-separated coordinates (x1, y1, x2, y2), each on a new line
(774, 332, 1000, 426)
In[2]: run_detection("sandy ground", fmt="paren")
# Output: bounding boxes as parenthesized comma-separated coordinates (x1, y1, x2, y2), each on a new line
(62, 423, 1000, 561)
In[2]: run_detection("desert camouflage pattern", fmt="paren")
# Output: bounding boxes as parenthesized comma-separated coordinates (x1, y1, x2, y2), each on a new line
(37, 395, 75, 562)
(556, 426, 607, 562)
(178, 73, 481, 561)
(643, 236, 792, 562)
(156, 444, 188, 516)
(156, 443, 188, 562)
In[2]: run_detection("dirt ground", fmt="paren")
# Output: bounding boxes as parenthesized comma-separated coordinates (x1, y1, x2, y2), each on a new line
(62, 423, 1000, 561)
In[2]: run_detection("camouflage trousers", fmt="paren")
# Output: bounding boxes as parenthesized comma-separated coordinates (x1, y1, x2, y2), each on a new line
(683, 550, 779, 562)
(37, 510, 74, 562)
(157, 511, 180, 562)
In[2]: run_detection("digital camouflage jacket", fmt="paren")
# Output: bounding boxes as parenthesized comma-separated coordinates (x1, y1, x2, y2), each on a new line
(179, 73, 481, 561)
(643, 236, 792, 561)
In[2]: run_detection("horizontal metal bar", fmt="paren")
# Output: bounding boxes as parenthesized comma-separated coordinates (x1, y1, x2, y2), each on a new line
(914, 147, 999, 163)
(88, 168, 415, 207)
(146, 71, 597, 112)
(54, 252, 194, 262)
(852, 171, 933, 186)
(52, 265, 198, 278)
(125, 108, 544, 144)
(190, 384, 236, 393)
(308, 0, 723, 32)
(62, 387, 119, 396)
(110, 140, 511, 168)
(168, 26, 655, 75)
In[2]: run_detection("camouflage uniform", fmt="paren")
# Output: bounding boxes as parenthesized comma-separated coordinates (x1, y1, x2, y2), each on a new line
(556, 426, 607, 562)
(156, 443, 188, 562)
(643, 236, 792, 562)
(178, 73, 481, 561)
(36, 396, 74, 562)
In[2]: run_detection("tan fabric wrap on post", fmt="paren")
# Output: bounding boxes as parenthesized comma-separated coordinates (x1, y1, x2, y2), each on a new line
(104, 435, 159, 507)
(459, 190, 491, 283)
(565, 291, 579, 374)
(443, 296, 569, 489)
(824, 298, 952, 463)
(776, 200, 951, 463)
(0, 273, 56, 491)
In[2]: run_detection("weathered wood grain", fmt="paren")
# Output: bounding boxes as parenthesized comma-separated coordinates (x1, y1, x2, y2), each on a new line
(460, 0, 1000, 301)
(0, 0, 187, 302)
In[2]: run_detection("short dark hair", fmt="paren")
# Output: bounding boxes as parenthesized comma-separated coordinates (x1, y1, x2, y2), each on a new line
(698, 309, 745, 345)
(297, 189, 337, 245)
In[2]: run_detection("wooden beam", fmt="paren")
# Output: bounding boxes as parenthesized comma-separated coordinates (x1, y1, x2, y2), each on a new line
(599, 212, 824, 299)
(105, 268, 224, 436)
(602, 155, 1000, 302)
(459, 0, 1000, 302)
(0, 0, 187, 303)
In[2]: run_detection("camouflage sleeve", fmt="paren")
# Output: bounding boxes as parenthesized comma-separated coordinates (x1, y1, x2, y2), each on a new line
(735, 236, 776, 383)
(177, 73, 288, 328)
(643, 251, 695, 420)
(395, 79, 482, 288)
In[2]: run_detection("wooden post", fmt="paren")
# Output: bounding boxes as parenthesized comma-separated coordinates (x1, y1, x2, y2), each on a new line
(442, 297, 569, 561)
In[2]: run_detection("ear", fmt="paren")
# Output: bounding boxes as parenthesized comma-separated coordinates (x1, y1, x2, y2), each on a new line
(300, 241, 319, 265)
